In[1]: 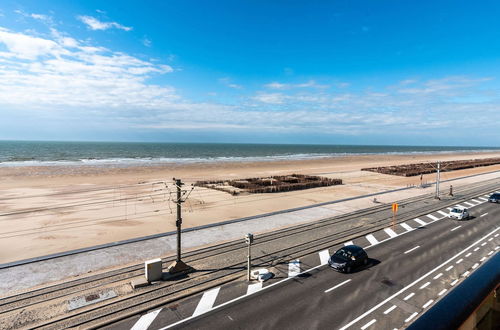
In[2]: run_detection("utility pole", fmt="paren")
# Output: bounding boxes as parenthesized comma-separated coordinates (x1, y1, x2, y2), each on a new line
(435, 161, 441, 199)
(167, 178, 193, 275)
(245, 233, 254, 281)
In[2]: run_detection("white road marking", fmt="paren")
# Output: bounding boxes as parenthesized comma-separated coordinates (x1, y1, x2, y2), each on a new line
(384, 228, 398, 238)
(450, 279, 459, 286)
(404, 246, 420, 254)
(131, 309, 162, 330)
(344, 241, 354, 246)
(488, 237, 494, 242)
(288, 260, 301, 277)
(455, 204, 467, 209)
(496, 246, 499, 250)
(400, 222, 413, 231)
(480, 256, 486, 261)
(383, 305, 397, 315)
(495, 234, 499, 238)
(433, 273, 443, 280)
(405, 312, 418, 323)
(463, 201, 475, 207)
(456, 258, 463, 264)
(437, 210, 449, 216)
(426, 214, 439, 221)
(325, 279, 352, 293)
(165, 225, 500, 330)
(438, 288, 447, 296)
(414, 218, 427, 226)
(419, 282, 430, 289)
(488, 250, 494, 255)
(192, 287, 220, 317)
(481, 242, 487, 246)
(403, 292, 415, 301)
(422, 299, 434, 309)
(366, 234, 379, 246)
(465, 252, 472, 257)
(360, 319, 376, 330)
(319, 250, 330, 265)
(480, 213, 488, 217)
(472, 263, 479, 269)
(471, 199, 482, 204)
(479, 197, 488, 201)
(462, 271, 470, 277)
(451, 225, 461, 232)
(445, 265, 454, 271)
(474, 247, 480, 251)
(246, 282, 263, 295)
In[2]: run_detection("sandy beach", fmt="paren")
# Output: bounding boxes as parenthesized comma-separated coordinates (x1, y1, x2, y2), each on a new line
(1, 151, 500, 264)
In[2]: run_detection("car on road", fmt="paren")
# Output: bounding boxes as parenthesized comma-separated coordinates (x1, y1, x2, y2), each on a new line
(488, 193, 500, 203)
(328, 245, 368, 273)
(448, 207, 470, 220)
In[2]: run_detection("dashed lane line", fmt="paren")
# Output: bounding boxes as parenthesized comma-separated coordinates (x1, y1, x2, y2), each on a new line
(422, 299, 434, 309)
(337, 229, 499, 330)
(488, 250, 494, 255)
(465, 252, 472, 257)
(480, 256, 487, 261)
(325, 279, 352, 293)
(488, 237, 494, 242)
(480, 213, 489, 217)
(366, 234, 379, 246)
(450, 279, 459, 286)
(481, 242, 487, 246)
(384, 228, 398, 238)
(438, 289, 447, 296)
(445, 265, 454, 271)
(462, 271, 470, 277)
(383, 305, 397, 315)
(474, 247, 480, 252)
(246, 282, 263, 295)
(319, 250, 330, 265)
(404, 246, 420, 254)
(192, 287, 220, 317)
(405, 312, 418, 323)
(360, 319, 376, 330)
(451, 226, 461, 232)
(433, 273, 443, 280)
(456, 258, 463, 264)
(130, 309, 162, 330)
(403, 292, 415, 301)
(419, 282, 430, 289)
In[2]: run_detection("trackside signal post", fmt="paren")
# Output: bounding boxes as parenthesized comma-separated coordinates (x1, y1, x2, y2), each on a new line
(245, 233, 254, 281)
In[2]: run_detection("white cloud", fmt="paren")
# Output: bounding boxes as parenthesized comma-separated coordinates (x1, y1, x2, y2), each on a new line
(77, 15, 132, 31)
(219, 77, 243, 89)
(264, 80, 329, 90)
(142, 38, 152, 47)
(253, 93, 286, 104)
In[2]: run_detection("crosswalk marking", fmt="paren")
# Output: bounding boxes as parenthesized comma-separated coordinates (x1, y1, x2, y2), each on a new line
(366, 234, 379, 246)
(414, 218, 427, 226)
(246, 282, 263, 295)
(479, 197, 488, 201)
(400, 222, 413, 231)
(426, 214, 439, 221)
(384, 228, 398, 238)
(463, 201, 475, 207)
(319, 249, 330, 265)
(288, 260, 300, 277)
(471, 199, 482, 204)
(131, 309, 162, 330)
(455, 204, 467, 209)
(437, 210, 449, 216)
(344, 241, 354, 246)
(193, 287, 220, 317)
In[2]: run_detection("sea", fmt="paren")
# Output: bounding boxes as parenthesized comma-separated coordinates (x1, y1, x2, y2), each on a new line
(0, 140, 499, 167)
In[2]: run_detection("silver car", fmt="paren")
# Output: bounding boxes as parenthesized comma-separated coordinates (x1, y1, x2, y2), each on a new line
(449, 207, 470, 220)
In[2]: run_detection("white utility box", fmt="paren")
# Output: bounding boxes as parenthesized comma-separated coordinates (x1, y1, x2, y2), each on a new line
(145, 258, 163, 282)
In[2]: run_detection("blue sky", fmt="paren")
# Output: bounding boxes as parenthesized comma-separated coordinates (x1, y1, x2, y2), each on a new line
(0, 1, 499, 146)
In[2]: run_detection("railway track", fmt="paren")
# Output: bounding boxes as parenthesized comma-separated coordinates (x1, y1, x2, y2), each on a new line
(1, 178, 499, 329)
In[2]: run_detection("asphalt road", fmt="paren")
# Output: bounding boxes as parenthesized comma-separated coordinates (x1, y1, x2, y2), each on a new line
(168, 197, 500, 330)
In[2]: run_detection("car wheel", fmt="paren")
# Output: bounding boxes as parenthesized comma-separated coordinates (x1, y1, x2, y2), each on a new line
(364, 258, 368, 265)
(346, 266, 351, 273)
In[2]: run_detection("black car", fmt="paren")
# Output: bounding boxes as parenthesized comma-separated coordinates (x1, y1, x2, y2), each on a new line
(488, 193, 500, 203)
(328, 245, 369, 273)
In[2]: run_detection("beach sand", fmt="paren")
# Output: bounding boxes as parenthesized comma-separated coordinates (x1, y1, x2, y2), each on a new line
(1, 151, 500, 263)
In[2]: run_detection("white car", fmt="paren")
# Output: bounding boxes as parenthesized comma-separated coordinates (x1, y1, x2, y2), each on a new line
(449, 207, 470, 220)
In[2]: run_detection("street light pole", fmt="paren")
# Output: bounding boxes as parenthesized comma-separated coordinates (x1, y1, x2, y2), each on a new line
(435, 161, 441, 199)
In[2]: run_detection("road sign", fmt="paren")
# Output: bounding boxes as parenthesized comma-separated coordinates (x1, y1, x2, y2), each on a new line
(392, 203, 398, 213)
